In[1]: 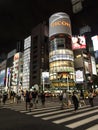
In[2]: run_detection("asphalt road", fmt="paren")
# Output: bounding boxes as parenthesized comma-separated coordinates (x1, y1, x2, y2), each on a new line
(0, 108, 71, 130)
(0, 96, 98, 130)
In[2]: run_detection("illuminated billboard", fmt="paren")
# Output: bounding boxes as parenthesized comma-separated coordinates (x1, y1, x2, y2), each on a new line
(49, 12, 72, 37)
(75, 70, 84, 82)
(91, 35, 98, 51)
(84, 61, 91, 74)
(0, 70, 5, 86)
(72, 36, 86, 50)
(41, 72, 50, 84)
(91, 56, 97, 75)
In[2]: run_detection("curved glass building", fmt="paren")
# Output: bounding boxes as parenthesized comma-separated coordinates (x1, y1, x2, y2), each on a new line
(49, 12, 75, 89)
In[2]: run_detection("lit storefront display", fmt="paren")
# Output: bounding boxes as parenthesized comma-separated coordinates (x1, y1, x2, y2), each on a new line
(49, 12, 75, 89)
(49, 49, 74, 62)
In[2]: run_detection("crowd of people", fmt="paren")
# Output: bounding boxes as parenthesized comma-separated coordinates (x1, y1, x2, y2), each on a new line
(59, 88, 95, 111)
(0, 88, 96, 112)
(0, 88, 46, 111)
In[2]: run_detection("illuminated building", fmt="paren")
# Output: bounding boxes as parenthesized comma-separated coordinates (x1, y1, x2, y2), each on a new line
(49, 12, 75, 90)
(6, 49, 17, 91)
(23, 36, 31, 90)
(0, 60, 6, 90)
(22, 23, 49, 90)
(72, 35, 97, 90)
(12, 52, 23, 92)
(30, 23, 49, 90)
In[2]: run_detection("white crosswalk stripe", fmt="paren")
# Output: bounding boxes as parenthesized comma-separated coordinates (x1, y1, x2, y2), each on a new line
(86, 124, 98, 130)
(42, 106, 93, 120)
(66, 114, 98, 128)
(53, 108, 98, 124)
(2, 101, 98, 130)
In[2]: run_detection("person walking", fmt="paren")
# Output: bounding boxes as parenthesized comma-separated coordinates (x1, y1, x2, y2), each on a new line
(2, 91, 8, 105)
(61, 90, 67, 109)
(25, 90, 30, 111)
(41, 91, 45, 107)
(79, 89, 86, 107)
(72, 91, 79, 112)
(32, 88, 38, 108)
(88, 89, 94, 107)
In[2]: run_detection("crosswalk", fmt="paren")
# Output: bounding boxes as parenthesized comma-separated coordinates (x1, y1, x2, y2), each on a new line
(2, 101, 98, 130)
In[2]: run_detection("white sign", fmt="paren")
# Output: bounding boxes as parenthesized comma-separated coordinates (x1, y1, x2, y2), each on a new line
(76, 70, 84, 82)
(91, 35, 98, 51)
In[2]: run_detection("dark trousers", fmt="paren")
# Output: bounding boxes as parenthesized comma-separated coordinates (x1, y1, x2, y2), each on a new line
(89, 98, 94, 107)
(74, 102, 79, 111)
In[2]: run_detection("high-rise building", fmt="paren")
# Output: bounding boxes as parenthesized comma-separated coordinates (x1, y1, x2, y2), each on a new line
(23, 36, 31, 90)
(30, 23, 49, 90)
(49, 12, 75, 90)
(23, 23, 49, 90)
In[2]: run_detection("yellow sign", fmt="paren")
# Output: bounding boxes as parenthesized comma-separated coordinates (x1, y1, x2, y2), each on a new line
(51, 82, 75, 87)
(50, 20, 70, 28)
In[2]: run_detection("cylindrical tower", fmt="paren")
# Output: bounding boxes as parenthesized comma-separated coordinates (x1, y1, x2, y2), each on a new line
(49, 12, 75, 90)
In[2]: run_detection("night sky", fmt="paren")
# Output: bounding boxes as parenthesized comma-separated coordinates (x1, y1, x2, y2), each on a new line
(0, 0, 98, 55)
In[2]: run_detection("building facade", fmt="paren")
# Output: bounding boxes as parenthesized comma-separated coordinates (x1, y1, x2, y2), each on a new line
(49, 12, 75, 90)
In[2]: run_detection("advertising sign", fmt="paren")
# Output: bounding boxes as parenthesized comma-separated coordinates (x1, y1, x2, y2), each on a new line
(91, 35, 98, 51)
(41, 72, 50, 84)
(91, 56, 97, 75)
(72, 35, 86, 50)
(0, 70, 5, 86)
(49, 12, 72, 37)
(76, 70, 84, 82)
(84, 61, 91, 74)
(14, 53, 19, 61)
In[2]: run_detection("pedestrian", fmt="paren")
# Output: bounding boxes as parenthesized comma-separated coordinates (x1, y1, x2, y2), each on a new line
(16, 91, 21, 104)
(21, 90, 25, 101)
(2, 91, 8, 105)
(72, 91, 79, 111)
(25, 90, 30, 111)
(32, 88, 38, 108)
(41, 91, 45, 107)
(0, 91, 2, 104)
(61, 90, 67, 109)
(79, 89, 86, 107)
(88, 89, 94, 107)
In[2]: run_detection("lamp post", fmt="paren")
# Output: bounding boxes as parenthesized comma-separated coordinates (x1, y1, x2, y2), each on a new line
(67, 76, 69, 91)
(42, 77, 45, 91)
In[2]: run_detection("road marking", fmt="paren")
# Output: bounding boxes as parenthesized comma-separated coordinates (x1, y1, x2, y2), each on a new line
(42, 106, 91, 120)
(27, 108, 59, 115)
(53, 109, 98, 124)
(86, 124, 98, 130)
(66, 115, 98, 128)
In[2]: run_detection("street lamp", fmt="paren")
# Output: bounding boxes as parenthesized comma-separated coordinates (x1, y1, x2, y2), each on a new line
(67, 76, 69, 91)
(42, 77, 45, 91)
